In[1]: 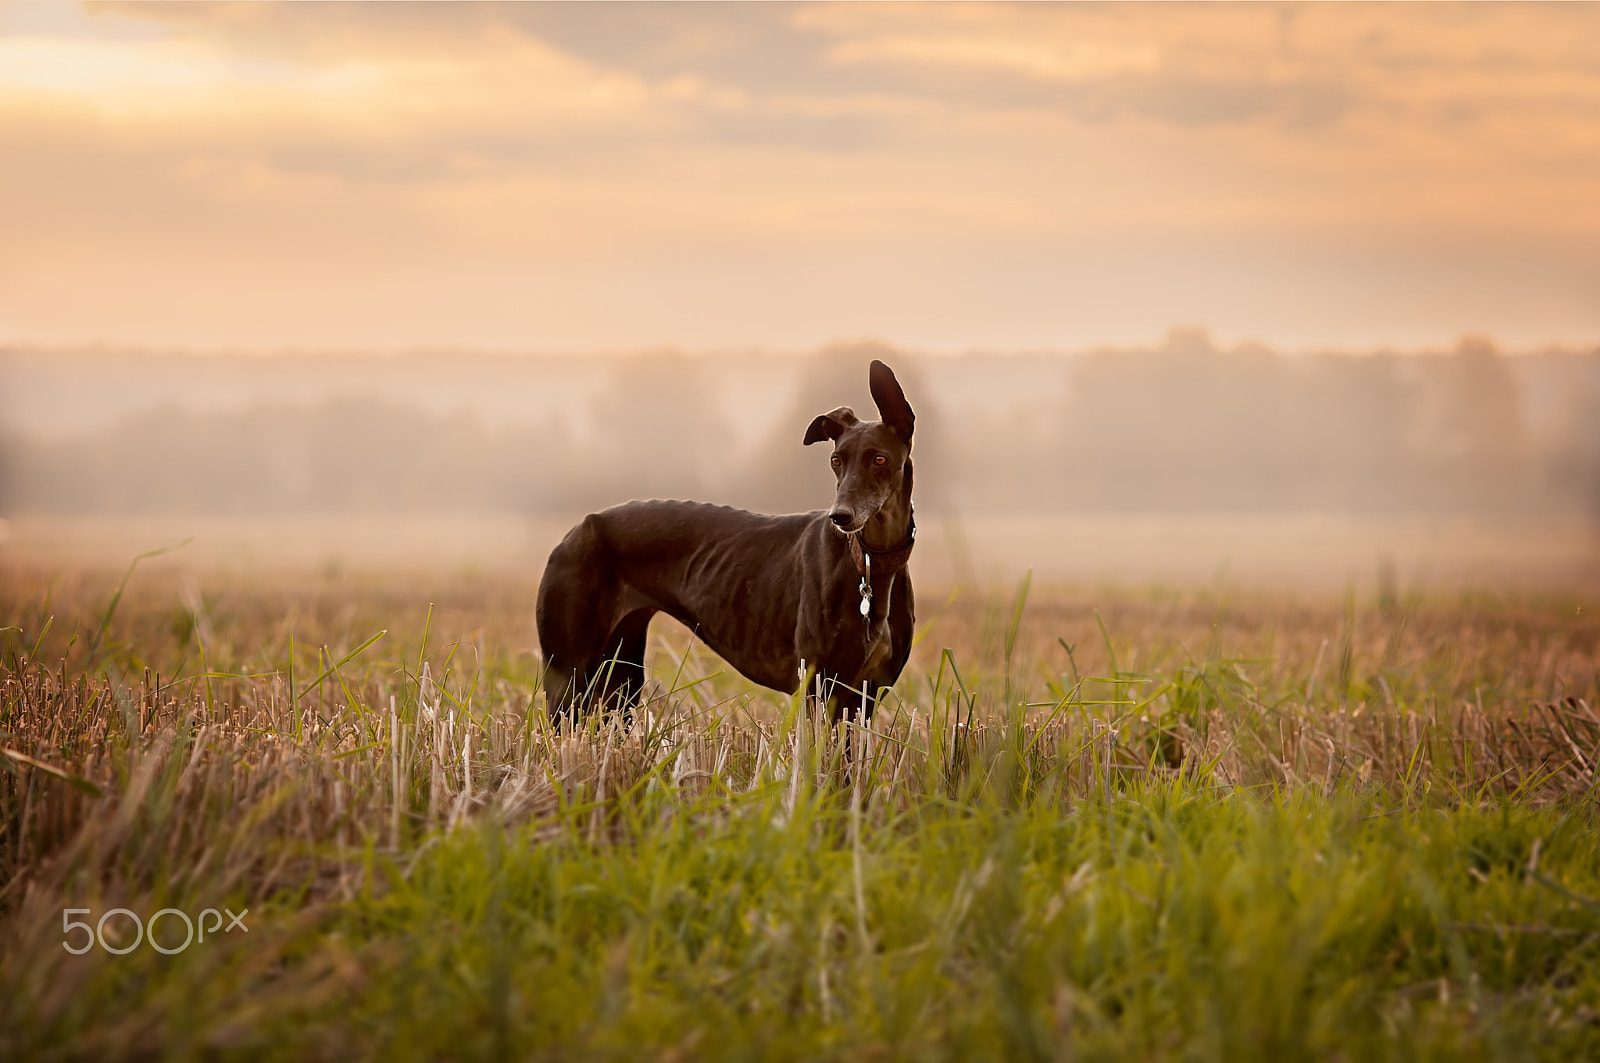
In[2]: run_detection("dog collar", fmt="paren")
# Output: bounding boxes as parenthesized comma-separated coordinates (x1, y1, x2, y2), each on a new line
(848, 508, 916, 578)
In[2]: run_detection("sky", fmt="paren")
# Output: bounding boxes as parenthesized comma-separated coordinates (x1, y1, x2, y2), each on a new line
(0, 1, 1596, 353)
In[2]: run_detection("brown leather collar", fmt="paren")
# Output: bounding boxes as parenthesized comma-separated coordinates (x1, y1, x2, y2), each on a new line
(847, 509, 916, 577)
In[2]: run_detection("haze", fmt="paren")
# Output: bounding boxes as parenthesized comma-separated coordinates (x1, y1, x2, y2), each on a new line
(4, 336, 1598, 590)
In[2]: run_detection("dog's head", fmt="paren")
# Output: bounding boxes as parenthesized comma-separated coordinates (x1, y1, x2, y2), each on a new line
(802, 359, 915, 534)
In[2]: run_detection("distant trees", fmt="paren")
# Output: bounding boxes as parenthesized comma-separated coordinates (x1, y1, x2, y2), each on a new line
(951, 332, 1584, 516)
(1, 338, 1595, 517)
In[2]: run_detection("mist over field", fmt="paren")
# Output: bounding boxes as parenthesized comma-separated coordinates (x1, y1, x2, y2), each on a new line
(5, 332, 1597, 519)
(4, 332, 1595, 590)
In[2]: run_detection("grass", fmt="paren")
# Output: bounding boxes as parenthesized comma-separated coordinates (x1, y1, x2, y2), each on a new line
(1, 558, 1598, 1060)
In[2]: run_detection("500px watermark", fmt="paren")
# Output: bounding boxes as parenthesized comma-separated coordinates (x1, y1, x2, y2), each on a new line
(62, 907, 249, 955)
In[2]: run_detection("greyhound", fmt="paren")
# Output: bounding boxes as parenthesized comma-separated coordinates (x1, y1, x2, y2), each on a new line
(536, 359, 916, 721)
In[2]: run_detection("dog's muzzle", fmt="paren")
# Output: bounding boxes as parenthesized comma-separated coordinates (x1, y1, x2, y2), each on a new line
(828, 509, 860, 533)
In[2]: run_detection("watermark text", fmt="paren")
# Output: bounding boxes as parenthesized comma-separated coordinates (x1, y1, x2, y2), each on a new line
(62, 906, 249, 955)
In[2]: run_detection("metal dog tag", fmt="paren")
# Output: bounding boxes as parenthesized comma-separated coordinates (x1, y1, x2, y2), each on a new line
(859, 553, 872, 621)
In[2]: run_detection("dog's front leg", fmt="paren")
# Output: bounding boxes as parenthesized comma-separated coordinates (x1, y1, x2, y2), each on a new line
(803, 672, 869, 725)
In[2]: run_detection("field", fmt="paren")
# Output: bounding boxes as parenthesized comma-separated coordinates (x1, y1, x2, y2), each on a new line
(2, 556, 1599, 1061)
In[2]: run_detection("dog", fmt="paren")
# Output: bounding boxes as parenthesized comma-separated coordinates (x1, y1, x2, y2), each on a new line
(537, 359, 916, 722)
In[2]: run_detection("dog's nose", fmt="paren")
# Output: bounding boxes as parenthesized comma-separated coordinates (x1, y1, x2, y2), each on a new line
(829, 509, 854, 530)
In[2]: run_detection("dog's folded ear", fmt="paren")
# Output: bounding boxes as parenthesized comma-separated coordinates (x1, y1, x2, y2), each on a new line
(869, 360, 915, 443)
(803, 406, 858, 445)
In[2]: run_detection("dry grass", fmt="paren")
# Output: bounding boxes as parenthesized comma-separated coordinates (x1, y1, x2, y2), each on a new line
(4, 566, 1596, 893)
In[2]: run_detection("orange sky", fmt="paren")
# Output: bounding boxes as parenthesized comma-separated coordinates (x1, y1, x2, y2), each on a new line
(1, 1, 1596, 352)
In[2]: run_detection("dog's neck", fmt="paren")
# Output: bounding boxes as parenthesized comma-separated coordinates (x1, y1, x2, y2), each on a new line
(860, 461, 914, 556)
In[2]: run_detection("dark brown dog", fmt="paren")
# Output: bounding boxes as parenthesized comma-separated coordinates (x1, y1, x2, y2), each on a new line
(537, 359, 916, 721)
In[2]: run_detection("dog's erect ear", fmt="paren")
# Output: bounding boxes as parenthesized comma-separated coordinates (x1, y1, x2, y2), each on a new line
(803, 406, 859, 445)
(869, 360, 914, 443)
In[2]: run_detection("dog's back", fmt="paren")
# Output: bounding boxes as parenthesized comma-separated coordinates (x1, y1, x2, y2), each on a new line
(537, 500, 828, 705)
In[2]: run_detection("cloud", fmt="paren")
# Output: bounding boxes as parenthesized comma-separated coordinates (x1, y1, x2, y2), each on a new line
(0, 2, 1596, 350)
(799, 1, 1600, 134)
(826, 31, 1161, 84)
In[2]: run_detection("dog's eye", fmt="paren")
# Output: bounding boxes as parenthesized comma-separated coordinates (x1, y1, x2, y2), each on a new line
(830, 454, 842, 468)
(874, 455, 887, 466)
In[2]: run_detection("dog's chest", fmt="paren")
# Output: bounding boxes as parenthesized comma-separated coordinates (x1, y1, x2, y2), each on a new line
(860, 622, 894, 675)
(856, 584, 897, 676)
